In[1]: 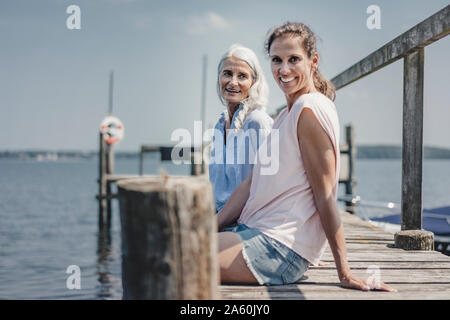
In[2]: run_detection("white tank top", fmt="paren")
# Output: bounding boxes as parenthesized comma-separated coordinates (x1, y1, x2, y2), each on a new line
(238, 92, 340, 265)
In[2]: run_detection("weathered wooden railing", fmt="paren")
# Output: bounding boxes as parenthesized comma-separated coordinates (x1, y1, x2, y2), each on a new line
(331, 5, 449, 250)
(96, 143, 204, 231)
(138, 145, 203, 176)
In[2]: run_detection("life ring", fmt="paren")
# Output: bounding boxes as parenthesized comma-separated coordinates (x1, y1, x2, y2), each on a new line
(100, 116, 124, 145)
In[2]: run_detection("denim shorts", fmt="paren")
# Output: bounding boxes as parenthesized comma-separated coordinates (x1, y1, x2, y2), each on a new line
(222, 224, 310, 285)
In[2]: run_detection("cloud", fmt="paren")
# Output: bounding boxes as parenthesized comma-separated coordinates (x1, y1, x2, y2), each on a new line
(186, 12, 231, 35)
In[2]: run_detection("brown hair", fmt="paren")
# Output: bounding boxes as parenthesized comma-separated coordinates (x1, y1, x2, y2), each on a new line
(265, 22, 336, 101)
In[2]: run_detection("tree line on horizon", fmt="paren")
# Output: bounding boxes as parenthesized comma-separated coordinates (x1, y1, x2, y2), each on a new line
(1, 145, 450, 160)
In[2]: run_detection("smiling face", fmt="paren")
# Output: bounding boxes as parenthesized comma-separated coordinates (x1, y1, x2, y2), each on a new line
(269, 35, 318, 107)
(219, 57, 254, 108)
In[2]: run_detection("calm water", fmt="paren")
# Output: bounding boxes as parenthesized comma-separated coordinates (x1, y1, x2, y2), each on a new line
(0, 157, 449, 299)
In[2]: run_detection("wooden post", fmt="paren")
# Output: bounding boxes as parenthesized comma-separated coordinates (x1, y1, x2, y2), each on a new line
(345, 125, 355, 213)
(139, 148, 144, 175)
(117, 176, 219, 299)
(395, 48, 434, 250)
(190, 149, 202, 176)
(401, 49, 424, 230)
(395, 230, 434, 250)
(105, 144, 114, 229)
(98, 132, 107, 229)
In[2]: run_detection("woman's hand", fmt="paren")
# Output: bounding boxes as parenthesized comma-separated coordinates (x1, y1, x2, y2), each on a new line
(310, 260, 329, 267)
(339, 271, 397, 292)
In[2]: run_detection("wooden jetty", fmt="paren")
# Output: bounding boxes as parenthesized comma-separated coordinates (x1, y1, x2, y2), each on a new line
(96, 140, 204, 229)
(220, 210, 450, 300)
(221, 6, 450, 299)
(117, 176, 450, 300)
(111, 6, 450, 300)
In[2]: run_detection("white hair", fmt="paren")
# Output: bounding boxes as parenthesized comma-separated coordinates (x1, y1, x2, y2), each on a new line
(217, 44, 269, 130)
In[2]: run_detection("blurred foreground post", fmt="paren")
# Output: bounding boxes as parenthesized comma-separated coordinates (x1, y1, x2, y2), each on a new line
(117, 176, 219, 299)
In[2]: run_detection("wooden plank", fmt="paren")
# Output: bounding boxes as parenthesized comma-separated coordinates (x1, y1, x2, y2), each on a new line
(331, 5, 449, 89)
(345, 240, 394, 245)
(106, 174, 141, 182)
(344, 234, 394, 241)
(339, 243, 398, 250)
(343, 242, 448, 251)
(343, 223, 390, 231)
(343, 229, 394, 237)
(320, 251, 450, 262)
(343, 224, 391, 230)
(300, 268, 450, 284)
(220, 283, 450, 300)
(106, 174, 164, 182)
(344, 230, 393, 237)
(217, 201, 450, 300)
(310, 261, 450, 269)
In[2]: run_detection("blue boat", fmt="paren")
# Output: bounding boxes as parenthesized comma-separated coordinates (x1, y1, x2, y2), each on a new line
(370, 206, 450, 254)
(371, 206, 450, 236)
(338, 195, 450, 255)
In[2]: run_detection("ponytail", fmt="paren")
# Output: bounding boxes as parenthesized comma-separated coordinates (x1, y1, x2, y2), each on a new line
(313, 69, 335, 101)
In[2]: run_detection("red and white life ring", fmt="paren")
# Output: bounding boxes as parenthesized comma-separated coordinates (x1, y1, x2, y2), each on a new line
(100, 116, 124, 145)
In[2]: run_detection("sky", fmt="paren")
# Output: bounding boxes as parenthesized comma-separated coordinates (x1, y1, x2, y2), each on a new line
(0, 0, 449, 151)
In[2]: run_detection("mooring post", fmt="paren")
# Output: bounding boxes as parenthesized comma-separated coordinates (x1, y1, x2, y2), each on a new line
(395, 48, 434, 250)
(117, 176, 219, 299)
(139, 147, 144, 175)
(98, 132, 107, 229)
(105, 143, 114, 229)
(345, 125, 356, 213)
(190, 148, 202, 176)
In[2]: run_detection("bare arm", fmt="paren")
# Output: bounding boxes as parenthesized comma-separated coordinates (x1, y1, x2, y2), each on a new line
(217, 171, 252, 231)
(298, 108, 395, 292)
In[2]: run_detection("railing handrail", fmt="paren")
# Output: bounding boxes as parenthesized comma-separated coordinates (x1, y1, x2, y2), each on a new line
(329, 5, 449, 249)
(331, 5, 449, 90)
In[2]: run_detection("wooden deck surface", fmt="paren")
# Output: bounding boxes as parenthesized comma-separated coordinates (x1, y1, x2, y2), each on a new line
(220, 211, 450, 299)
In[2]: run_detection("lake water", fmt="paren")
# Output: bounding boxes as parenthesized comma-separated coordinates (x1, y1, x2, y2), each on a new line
(0, 157, 449, 299)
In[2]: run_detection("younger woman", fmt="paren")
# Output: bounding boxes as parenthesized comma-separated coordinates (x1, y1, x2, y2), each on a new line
(217, 23, 395, 292)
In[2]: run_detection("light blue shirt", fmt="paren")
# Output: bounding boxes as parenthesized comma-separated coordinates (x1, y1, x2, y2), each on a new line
(209, 105, 273, 212)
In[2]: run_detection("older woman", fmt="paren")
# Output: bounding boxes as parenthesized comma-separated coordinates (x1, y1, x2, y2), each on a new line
(209, 44, 273, 212)
(217, 23, 395, 292)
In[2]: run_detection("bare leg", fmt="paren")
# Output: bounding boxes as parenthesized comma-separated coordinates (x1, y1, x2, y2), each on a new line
(218, 232, 259, 284)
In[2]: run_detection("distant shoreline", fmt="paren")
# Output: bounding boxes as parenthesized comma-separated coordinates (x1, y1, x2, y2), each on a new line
(1, 145, 450, 161)
(356, 145, 450, 159)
